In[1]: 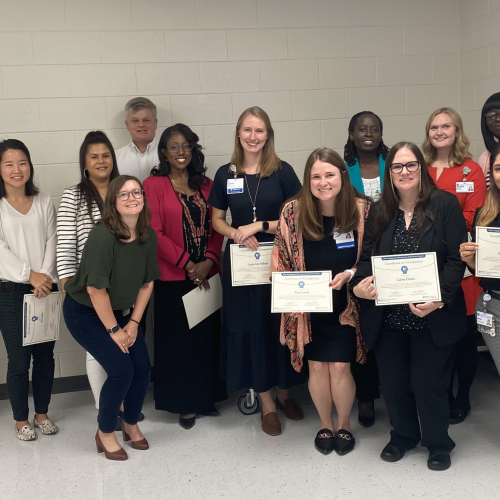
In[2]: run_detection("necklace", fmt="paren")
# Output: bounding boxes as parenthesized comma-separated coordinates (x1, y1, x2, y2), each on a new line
(244, 174, 261, 222)
(400, 205, 414, 217)
(170, 177, 188, 196)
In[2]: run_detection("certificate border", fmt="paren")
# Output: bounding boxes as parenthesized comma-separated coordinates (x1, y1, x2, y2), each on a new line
(271, 270, 333, 313)
(230, 242, 273, 287)
(371, 252, 441, 306)
(23, 292, 62, 346)
(475, 226, 500, 278)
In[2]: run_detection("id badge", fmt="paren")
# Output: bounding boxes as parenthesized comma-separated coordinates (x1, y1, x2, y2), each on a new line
(477, 311, 496, 337)
(227, 178, 244, 194)
(456, 182, 474, 193)
(333, 229, 355, 249)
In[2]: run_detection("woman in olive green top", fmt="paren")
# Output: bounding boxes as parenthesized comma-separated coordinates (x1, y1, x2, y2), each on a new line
(63, 175, 161, 461)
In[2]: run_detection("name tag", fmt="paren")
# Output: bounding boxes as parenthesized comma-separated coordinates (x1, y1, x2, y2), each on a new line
(334, 230, 355, 249)
(456, 182, 474, 193)
(227, 178, 244, 194)
(477, 311, 493, 327)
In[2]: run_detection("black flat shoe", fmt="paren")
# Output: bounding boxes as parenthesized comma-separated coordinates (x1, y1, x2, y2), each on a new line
(380, 443, 406, 463)
(449, 406, 471, 425)
(358, 401, 375, 428)
(428, 453, 451, 471)
(314, 428, 335, 455)
(200, 408, 220, 417)
(179, 415, 196, 430)
(334, 429, 355, 456)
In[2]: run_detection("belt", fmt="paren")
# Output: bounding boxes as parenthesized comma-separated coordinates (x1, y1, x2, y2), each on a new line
(0, 281, 32, 293)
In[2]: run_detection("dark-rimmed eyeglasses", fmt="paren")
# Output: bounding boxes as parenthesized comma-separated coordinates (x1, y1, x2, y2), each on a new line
(166, 144, 193, 153)
(389, 161, 421, 174)
(116, 189, 144, 201)
(485, 111, 500, 121)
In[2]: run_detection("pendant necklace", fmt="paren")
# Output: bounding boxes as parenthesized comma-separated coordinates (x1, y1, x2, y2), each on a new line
(244, 173, 261, 222)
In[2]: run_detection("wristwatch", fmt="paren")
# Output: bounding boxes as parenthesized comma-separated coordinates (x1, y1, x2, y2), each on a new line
(261, 221, 269, 232)
(106, 324, 119, 334)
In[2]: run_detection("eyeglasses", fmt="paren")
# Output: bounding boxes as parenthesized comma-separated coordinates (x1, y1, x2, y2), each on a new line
(166, 144, 193, 153)
(389, 161, 421, 174)
(116, 189, 144, 201)
(485, 111, 500, 121)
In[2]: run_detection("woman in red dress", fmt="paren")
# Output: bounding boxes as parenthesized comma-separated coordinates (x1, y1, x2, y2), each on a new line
(423, 107, 486, 424)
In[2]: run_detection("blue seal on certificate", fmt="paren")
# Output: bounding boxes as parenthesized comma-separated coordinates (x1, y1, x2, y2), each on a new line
(298, 281, 305, 288)
(401, 265, 408, 274)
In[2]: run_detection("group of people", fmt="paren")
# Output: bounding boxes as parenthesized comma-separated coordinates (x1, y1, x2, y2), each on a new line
(1, 93, 500, 471)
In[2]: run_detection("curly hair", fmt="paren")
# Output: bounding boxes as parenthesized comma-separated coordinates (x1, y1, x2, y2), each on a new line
(422, 108, 472, 166)
(151, 123, 208, 190)
(343, 111, 390, 166)
(481, 92, 500, 153)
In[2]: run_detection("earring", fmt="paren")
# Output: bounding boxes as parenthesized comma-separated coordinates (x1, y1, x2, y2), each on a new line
(84, 169, 89, 179)
(389, 172, 398, 198)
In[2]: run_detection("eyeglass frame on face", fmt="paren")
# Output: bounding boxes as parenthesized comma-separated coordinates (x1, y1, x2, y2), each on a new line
(389, 161, 421, 174)
(116, 189, 144, 201)
(165, 144, 193, 153)
(485, 111, 500, 121)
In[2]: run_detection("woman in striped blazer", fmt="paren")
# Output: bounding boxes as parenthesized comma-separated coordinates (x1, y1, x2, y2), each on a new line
(56, 131, 120, 420)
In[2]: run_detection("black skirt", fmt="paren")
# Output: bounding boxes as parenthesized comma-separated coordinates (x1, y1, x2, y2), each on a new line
(153, 278, 227, 414)
(221, 245, 305, 393)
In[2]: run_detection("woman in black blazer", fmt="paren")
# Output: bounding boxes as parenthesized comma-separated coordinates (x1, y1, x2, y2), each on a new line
(350, 142, 467, 472)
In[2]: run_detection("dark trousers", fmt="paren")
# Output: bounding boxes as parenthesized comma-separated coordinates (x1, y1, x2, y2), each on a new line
(373, 327, 456, 454)
(0, 284, 56, 421)
(63, 294, 151, 433)
(352, 348, 380, 402)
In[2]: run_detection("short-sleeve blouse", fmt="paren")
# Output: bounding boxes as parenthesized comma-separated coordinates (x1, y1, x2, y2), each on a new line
(208, 161, 302, 243)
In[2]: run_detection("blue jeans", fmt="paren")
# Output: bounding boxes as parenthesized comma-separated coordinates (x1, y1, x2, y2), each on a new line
(63, 294, 151, 433)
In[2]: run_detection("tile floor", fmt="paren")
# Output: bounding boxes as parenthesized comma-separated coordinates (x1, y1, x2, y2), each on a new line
(1, 355, 500, 500)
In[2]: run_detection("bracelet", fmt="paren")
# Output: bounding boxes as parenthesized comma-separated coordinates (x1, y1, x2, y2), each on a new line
(344, 269, 355, 282)
(130, 318, 140, 325)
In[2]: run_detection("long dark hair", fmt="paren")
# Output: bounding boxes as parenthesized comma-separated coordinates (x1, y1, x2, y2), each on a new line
(295, 148, 369, 240)
(77, 131, 119, 223)
(151, 123, 208, 190)
(344, 111, 390, 166)
(477, 143, 500, 227)
(371, 142, 438, 252)
(99, 175, 151, 243)
(0, 139, 39, 199)
(481, 93, 500, 153)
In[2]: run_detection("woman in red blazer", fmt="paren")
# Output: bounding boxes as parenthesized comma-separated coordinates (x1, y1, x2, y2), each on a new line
(143, 124, 226, 430)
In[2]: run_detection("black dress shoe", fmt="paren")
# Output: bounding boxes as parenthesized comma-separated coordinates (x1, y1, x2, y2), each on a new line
(380, 443, 406, 463)
(428, 453, 451, 471)
(358, 401, 375, 428)
(449, 406, 471, 425)
(179, 415, 196, 430)
(200, 407, 220, 417)
(334, 429, 355, 456)
(314, 428, 335, 455)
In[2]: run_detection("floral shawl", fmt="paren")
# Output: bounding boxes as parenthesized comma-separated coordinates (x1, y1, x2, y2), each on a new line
(270, 198, 369, 372)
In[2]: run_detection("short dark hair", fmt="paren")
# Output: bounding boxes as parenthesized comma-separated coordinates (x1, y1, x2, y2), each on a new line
(99, 175, 151, 243)
(151, 123, 208, 190)
(0, 139, 39, 200)
(481, 93, 500, 153)
(77, 131, 119, 223)
(344, 111, 390, 166)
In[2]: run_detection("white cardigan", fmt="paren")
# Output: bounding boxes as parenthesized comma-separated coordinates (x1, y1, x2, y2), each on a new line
(0, 192, 57, 283)
(56, 185, 101, 280)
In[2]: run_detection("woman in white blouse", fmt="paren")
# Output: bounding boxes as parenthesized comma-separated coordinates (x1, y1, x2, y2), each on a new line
(56, 131, 121, 422)
(0, 139, 59, 440)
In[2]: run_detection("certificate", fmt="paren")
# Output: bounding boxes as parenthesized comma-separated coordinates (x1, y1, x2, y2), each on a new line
(182, 274, 223, 329)
(475, 226, 500, 278)
(271, 271, 333, 313)
(23, 292, 62, 346)
(371, 252, 441, 306)
(230, 243, 273, 286)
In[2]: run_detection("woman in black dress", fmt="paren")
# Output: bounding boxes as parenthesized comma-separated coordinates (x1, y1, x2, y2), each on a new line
(271, 148, 370, 455)
(209, 106, 304, 436)
(144, 124, 226, 430)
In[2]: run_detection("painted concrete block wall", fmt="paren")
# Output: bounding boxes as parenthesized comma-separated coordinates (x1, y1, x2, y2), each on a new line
(459, 0, 500, 160)
(0, 0, 467, 382)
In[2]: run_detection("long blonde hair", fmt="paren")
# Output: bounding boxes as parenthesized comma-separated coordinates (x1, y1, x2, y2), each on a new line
(476, 144, 500, 227)
(422, 107, 472, 166)
(229, 106, 281, 178)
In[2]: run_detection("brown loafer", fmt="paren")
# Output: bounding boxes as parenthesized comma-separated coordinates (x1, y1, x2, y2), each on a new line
(261, 411, 281, 436)
(276, 397, 304, 421)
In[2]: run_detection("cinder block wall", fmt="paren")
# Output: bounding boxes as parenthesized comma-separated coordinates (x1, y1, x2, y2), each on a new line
(0, 0, 482, 382)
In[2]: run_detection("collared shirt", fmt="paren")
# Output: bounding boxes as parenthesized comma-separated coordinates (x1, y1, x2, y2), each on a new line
(116, 138, 159, 182)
